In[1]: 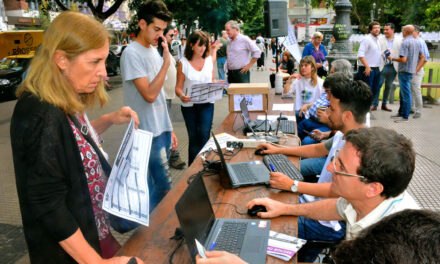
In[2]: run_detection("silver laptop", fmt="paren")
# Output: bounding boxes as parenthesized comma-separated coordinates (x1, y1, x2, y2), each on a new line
(175, 175, 270, 264)
(212, 132, 270, 188)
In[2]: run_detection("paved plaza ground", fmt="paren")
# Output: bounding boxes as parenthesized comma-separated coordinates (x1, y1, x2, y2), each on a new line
(1, 56, 439, 263)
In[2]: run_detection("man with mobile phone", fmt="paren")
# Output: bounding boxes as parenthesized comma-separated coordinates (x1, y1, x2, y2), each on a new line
(120, 0, 174, 217)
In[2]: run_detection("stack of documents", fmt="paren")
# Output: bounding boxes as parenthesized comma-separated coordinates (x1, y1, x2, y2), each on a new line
(266, 231, 307, 261)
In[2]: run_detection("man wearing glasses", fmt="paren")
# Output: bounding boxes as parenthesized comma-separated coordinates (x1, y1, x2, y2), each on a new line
(249, 127, 419, 259)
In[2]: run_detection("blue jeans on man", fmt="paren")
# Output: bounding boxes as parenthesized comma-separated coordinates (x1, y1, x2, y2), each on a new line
(217, 56, 226, 80)
(297, 118, 331, 145)
(376, 64, 397, 106)
(148, 131, 171, 211)
(297, 216, 346, 262)
(357, 66, 381, 107)
(300, 157, 327, 183)
(181, 103, 214, 165)
(398, 72, 413, 119)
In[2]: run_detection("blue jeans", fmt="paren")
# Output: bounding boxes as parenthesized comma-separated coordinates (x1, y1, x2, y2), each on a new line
(357, 66, 381, 107)
(398, 72, 413, 119)
(217, 57, 226, 80)
(297, 118, 331, 145)
(297, 216, 346, 262)
(377, 64, 397, 106)
(181, 103, 214, 165)
(148, 131, 171, 212)
(300, 157, 327, 183)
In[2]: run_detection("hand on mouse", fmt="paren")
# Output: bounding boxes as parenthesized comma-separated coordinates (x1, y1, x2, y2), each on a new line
(246, 198, 289, 218)
(255, 143, 278, 155)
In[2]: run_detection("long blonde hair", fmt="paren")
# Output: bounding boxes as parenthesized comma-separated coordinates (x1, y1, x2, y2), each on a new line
(17, 11, 110, 114)
(300, 56, 318, 86)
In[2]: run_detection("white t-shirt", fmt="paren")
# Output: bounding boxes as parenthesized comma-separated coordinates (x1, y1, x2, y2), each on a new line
(121, 41, 173, 136)
(164, 55, 177, 100)
(180, 56, 213, 107)
(336, 191, 420, 240)
(289, 77, 324, 111)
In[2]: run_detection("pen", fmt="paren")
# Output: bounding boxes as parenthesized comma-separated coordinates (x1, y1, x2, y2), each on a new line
(209, 242, 217, 250)
(269, 163, 276, 172)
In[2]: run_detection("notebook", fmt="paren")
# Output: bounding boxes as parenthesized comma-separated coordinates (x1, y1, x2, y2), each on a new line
(212, 132, 270, 188)
(175, 175, 270, 264)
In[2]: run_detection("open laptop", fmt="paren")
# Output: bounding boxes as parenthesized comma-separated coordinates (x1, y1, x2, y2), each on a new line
(175, 175, 270, 264)
(240, 97, 271, 132)
(212, 132, 270, 188)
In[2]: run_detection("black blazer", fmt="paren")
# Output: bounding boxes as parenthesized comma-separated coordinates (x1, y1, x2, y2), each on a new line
(10, 94, 101, 263)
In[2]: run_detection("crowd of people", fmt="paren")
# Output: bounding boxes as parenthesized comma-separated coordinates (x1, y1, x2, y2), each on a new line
(9, 0, 437, 263)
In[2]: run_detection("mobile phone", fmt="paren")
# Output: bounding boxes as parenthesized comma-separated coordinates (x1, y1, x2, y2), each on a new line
(303, 129, 313, 136)
(157, 37, 164, 57)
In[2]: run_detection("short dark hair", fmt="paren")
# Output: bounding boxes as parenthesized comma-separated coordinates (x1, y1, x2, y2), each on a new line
(384, 22, 395, 30)
(135, 0, 172, 35)
(184, 31, 211, 60)
(324, 73, 372, 124)
(344, 127, 415, 198)
(368, 21, 380, 32)
(333, 209, 440, 263)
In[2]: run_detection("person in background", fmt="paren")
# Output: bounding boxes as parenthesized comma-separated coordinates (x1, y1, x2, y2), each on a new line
(356, 21, 382, 111)
(162, 26, 186, 170)
(378, 22, 402, 111)
(302, 31, 328, 77)
(279, 50, 295, 75)
(121, 0, 174, 212)
(216, 30, 228, 81)
(255, 36, 265, 71)
(10, 11, 142, 263)
(410, 25, 430, 119)
(225, 20, 261, 83)
(388, 25, 424, 123)
(283, 56, 323, 121)
(175, 31, 221, 165)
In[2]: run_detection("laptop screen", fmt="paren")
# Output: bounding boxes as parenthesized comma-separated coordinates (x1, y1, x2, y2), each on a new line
(175, 175, 216, 260)
(211, 132, 232, 188)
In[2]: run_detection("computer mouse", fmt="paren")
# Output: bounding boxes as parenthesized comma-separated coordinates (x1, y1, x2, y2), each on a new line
(277, 116, 288, 121)
(254, 148, 265, 156)
(247, 205, 267, 216)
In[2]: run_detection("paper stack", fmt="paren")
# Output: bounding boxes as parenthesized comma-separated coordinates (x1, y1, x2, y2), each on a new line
(266, 230, 307, 261)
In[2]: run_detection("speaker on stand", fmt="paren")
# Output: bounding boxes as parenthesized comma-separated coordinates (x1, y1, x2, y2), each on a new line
(264, 0, 288, 95)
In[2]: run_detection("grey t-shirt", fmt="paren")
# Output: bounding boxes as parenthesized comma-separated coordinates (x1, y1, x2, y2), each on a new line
(398, 36, 421, 74)
(121, 41, 172, 136)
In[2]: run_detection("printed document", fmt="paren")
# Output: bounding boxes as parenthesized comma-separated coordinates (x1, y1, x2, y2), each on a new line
(103, 119, 152, 226)
(186, 82, 227, 104)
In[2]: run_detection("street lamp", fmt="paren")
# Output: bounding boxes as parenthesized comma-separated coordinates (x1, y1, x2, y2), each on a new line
(370, 2, 376, 22)
(305, 0, 311, 42)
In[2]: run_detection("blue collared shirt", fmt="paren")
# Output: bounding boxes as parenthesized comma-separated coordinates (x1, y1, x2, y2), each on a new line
(307, 92, 329, 119)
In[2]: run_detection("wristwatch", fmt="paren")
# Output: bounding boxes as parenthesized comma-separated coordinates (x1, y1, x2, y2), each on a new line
(290, 180, 299, 193)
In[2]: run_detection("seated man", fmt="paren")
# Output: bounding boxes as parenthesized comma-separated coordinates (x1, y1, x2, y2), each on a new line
(198, 127, 420, 263)
(262, 73, 370, 187)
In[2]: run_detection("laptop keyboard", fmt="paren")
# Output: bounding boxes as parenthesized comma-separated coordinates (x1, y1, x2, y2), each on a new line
(263, 154, 304, 181)
(278, 120, 295, 134)
(233, 164, 259, 182)
(214, 222, 248, 254)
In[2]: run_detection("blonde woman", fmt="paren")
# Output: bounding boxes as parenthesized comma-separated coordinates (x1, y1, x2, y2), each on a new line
(10, 12, 142, 263)
(284, 56, 324, 120)
(302, 31, 328, 77)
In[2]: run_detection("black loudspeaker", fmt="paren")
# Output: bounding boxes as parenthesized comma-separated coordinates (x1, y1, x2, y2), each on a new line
(263, 0, 288, 38)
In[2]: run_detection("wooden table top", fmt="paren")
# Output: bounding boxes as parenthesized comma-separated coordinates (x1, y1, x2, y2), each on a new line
(118, 89, 299, 263)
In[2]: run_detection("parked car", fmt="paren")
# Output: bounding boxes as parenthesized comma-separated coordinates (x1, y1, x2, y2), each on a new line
(0, 54, 32, 102)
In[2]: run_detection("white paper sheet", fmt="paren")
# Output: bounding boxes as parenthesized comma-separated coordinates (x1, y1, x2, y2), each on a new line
(198, 133, 238, 154)
(272, 103, 294, 111)
(186, 82, 227, 104)
(256, 115, 296, 121)
(103, 119, 152, 226)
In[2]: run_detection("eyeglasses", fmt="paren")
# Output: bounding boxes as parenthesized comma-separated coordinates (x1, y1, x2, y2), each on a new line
(331, 150, 365, 179)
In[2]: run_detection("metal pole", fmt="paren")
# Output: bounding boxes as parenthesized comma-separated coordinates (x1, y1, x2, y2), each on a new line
(305, 0, 310, 41)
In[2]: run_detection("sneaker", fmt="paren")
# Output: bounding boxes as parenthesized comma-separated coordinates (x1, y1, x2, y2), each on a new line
(390, 114, 402, 119)
(170, 156, 186, 170)
(394, 118, 409, 123)
(413, 113, 421, 119)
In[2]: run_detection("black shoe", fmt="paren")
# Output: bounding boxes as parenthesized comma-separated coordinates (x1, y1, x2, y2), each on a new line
(170, 156, 186, 170)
